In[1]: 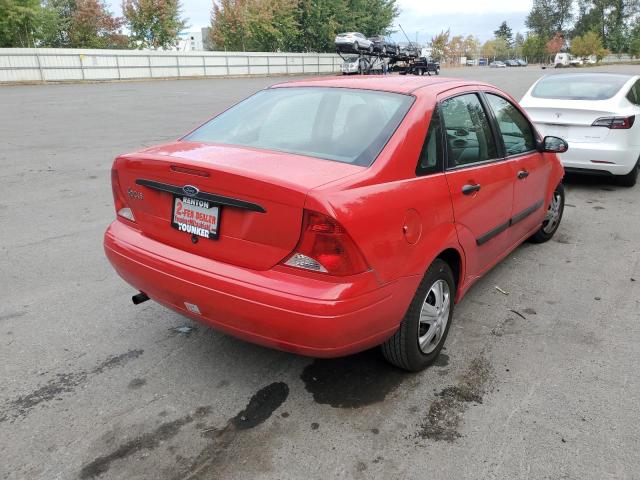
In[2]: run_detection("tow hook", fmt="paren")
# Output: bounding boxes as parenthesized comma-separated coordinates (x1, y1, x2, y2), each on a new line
(132, 292, 150, 305)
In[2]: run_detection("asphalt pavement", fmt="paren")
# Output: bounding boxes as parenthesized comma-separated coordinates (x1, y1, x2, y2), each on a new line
(1, 65, 639, 480)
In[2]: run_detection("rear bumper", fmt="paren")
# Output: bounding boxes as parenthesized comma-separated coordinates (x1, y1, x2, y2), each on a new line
(560, 143, 639, 175)
(104, 220, 418, 357)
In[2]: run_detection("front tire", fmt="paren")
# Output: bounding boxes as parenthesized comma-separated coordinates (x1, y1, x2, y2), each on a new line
(381, 259, 456, 372)
(617, 160, 638, 187)
(530, 183, 564, 243)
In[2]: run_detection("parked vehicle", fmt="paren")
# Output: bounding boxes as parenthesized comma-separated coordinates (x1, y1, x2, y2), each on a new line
(368, 36, 399, 55)
(490, 61, 507, 68)
(505, 59, 520, 67)
(521, 73, 640, 186)
(335, 32, 374, 53)
(397, 57, 440, 76)
(341, 57, 369, 75)
(105, 76, 566, 371)
(478, 58, 489, 66)
(398, 44, 420, 60)
(466, 59, 477, 66)
(554, 52, 584, 67)
(515, 58, 528, 66)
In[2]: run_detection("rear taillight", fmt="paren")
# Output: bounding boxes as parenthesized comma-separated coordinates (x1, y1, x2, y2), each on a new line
(282, 210, 369, 276)
(111, 168, 135, 222)
(592, 115, 635, 129)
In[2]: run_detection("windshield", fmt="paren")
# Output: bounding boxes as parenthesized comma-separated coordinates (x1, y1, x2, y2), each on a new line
(184, 87, 414, 166)
(531, 74, 629, 100)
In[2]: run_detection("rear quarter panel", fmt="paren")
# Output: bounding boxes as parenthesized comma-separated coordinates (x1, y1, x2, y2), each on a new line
(306, 91, 462, 286)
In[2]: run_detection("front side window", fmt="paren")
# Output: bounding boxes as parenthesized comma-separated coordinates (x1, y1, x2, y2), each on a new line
(440, 93, 497, 168)
(485, 94, 537, 156)
(184, 87, 414, 167)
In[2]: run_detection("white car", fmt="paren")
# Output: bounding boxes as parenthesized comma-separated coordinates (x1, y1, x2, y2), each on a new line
(335, 32, 374, 53)
(341, 57, 368, 75)
(521, 73, 640, 186)
(490, 61, 506, 68)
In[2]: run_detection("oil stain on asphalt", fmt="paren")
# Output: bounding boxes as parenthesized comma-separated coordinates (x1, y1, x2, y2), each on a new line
(300, 349, 407, 408)
(78, 382, 290, 480)
(0, 349, 144, 422)
(418, 355, 492, 442)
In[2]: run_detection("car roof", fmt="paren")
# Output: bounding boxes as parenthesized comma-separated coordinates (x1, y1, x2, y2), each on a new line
(270, 76, 488, 95)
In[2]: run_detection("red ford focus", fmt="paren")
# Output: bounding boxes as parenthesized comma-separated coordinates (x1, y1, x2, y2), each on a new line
(104, 76, 566, 371)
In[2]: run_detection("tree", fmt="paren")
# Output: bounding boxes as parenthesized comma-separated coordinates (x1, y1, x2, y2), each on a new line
(571, 30, 608, 59)
(546, 31, 564, 55)
(123, 0, 187, 49)
(526, 0, 574, 38)
(482, 37, 509, 60)
(210, 0, 250, 51)
(514, 31, 525, 57)
(494, 20, 513, 47)
(462, 35, 480, 59)
(573, 0, 640, 51)
(0, 0, 43, 47)
(523, 33, 549, 62)
(68, 0, 126, 48)
(245, 0, 298, 51)
(429, 29, 450, 62)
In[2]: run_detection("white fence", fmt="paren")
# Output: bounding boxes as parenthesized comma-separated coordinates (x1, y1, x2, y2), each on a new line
(0, 48, 343, 83)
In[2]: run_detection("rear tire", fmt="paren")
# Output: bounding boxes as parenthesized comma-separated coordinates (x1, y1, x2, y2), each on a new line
(530, 183, 564, 243)
(381, 259, 456, 372)
(617, 160, 639, 187)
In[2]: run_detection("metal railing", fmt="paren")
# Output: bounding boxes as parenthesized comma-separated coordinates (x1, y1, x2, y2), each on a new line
(0, 48, 343, 83)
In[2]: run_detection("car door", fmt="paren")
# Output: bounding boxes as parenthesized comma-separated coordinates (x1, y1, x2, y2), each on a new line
(440, 91, 514, 277)
(483, 92, 551, 243)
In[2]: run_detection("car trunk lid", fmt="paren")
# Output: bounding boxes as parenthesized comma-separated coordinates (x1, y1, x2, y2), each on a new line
(115, 141, 363, 270)
(526, 102, 617, 144)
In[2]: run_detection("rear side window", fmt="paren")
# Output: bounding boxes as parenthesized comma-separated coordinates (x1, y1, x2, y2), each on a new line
(440, 93, 497, 168)
(531, 74, 629, 100)
(626, 80, 640, 105)
(485, 94, 536, 156)
(416, 107, 443, 175)
(185, 87, 414, 167)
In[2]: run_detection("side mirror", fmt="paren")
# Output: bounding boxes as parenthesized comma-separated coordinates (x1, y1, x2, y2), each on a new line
(539, 136, 568, 153)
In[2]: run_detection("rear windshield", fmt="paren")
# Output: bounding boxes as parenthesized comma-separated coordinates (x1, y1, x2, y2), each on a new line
(531, 74, 629, 100)
(184, 87, 414, 166)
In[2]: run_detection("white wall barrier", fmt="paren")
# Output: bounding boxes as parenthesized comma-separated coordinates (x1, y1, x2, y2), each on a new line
(0, 48, 343, 83)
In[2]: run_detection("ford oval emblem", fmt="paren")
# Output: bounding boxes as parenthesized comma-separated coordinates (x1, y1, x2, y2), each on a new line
(182, 185, 199, 197)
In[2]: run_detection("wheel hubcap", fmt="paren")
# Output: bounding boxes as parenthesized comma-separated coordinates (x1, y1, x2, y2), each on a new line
(418, 279, 451, 354)
(542, 191, 562, 234)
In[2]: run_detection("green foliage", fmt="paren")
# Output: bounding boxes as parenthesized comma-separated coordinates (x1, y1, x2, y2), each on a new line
(482, 37, 509, 60)
(0, 0, 44, 47)
(494, 21, 513, 47)
(123, 0, 188, 49)
(572, 0, 639, 52)
(210, 0, 398, 52)
(526, 0, 573, 38)
(570, 30, 606, 58)
(522, 33, 549, 62)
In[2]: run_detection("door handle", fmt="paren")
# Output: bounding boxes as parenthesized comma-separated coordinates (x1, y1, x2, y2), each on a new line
(462, 184, 481, 195)
(517, 170, 530, 179)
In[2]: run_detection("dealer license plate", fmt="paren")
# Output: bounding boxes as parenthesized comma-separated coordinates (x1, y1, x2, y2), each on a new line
(171, 196, 220, 239)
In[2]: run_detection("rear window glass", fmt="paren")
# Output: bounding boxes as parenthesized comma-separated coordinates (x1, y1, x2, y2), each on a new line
(531, 74, 629, 100)
(184, 87, 414, 166)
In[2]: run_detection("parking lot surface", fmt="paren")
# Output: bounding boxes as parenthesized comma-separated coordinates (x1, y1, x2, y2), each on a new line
(1, 65, 639, 480)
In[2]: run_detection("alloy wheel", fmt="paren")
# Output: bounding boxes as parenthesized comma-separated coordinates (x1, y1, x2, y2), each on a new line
(542, 191, 562, 234)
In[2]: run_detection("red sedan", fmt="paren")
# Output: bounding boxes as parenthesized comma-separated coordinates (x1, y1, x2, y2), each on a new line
(104, 76, 566, 371)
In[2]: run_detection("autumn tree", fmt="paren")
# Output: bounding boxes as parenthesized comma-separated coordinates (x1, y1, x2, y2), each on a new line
(462, 35, 480, 59)
(546, 31, 564, 55)
(68, 0, 126, 48)
(571, 30, 608, 59)
(429, 29, 450, 62)
(246, 0, 298, 51)
(123, 0, 187, 49)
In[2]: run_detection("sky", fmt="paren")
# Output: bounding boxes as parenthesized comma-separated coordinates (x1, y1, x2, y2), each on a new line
(107, 0, 532, 44)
